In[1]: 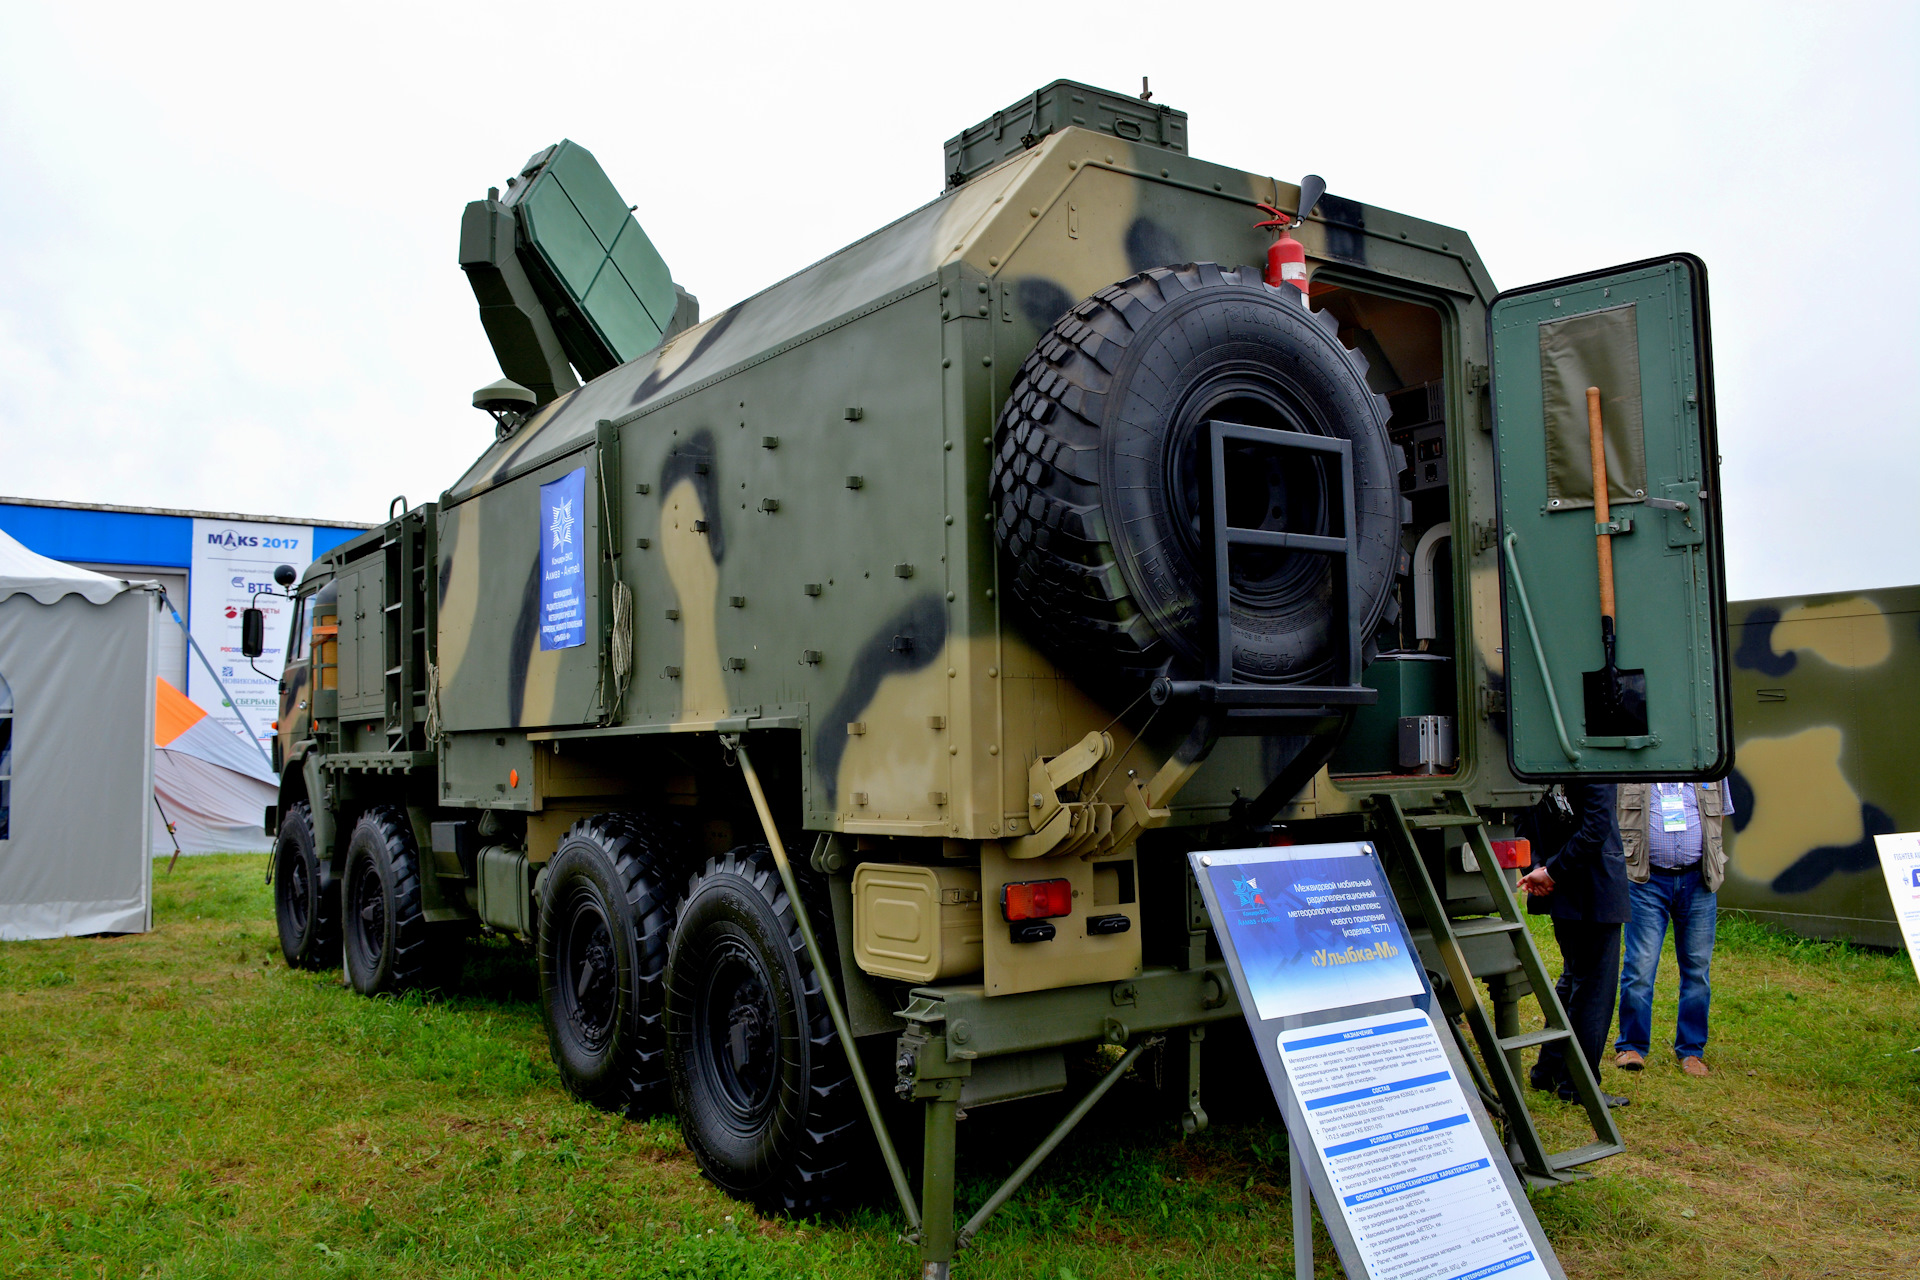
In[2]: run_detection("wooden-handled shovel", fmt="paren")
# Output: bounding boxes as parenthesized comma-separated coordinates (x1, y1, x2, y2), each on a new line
(1580, 386, 1649, 737)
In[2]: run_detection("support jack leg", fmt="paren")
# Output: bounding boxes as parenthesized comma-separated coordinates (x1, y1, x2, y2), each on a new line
(919, 1088, 960, 1279)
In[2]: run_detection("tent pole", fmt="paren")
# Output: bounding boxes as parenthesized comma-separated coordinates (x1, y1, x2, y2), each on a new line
(158, 589, 274, 771)
(153, 792, 184, 874)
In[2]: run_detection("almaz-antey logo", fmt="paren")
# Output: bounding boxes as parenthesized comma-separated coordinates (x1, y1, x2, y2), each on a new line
(550, 497, 574, 551)
(1231, 876, 1277, 925)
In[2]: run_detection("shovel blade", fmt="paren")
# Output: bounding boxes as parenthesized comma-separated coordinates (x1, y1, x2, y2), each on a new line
(1582, 667, 1649, 737)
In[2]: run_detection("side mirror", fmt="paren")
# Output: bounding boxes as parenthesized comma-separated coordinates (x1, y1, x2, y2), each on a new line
(241, 608, 265, 658)
(273, 564, 298, 588)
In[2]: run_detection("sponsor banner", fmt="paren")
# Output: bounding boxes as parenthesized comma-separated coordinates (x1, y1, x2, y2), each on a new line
(539, 468, 587, 651)
(1872, 832, 1920, 984)
(187, 519, 313, 752)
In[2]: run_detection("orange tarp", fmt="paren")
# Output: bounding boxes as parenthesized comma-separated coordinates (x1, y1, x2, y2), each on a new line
(154, 677, 207, 747)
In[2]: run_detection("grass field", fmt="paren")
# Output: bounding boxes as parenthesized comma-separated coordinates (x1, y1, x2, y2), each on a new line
(2, 855, 1915, 1279)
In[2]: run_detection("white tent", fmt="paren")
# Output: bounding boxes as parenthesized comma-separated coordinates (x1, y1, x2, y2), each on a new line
(0, 529, 160, 939)
(152, 675, 274, 855)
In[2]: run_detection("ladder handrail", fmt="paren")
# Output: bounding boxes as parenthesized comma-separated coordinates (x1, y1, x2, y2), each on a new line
(1374, 791, 1623, 1183)
(1458, 805, 1624, 1158)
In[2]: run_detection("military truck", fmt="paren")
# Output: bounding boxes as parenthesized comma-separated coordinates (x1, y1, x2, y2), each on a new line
(260, 81, 1731, 1277)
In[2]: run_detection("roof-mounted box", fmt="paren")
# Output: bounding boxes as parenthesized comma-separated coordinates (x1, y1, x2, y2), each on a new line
(943, 80, 1187, 187)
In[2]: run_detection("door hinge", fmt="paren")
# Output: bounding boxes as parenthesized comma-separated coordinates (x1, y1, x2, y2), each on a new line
(1480, 687, 1506, 718)
(1472, 519, 1500, 555)
(1466, 361, 1490, 391)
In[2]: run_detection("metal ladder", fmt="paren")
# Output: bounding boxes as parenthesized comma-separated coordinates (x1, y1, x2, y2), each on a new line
(380, 507, 432, 754)
(1373, 790, 1623, 1185)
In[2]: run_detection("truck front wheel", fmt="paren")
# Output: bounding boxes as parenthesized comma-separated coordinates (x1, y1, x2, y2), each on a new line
(536, 813, 681, 1118)
(341, 806, 435, 994)
(273, 801, 339, 970)
(665, 846, 860, 1216)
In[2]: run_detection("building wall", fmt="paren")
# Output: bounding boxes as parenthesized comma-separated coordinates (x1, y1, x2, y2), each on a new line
(0, 499, 368, 745)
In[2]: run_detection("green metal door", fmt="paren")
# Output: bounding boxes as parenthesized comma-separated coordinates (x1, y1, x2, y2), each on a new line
(1489, 255, 1730, 779)
(334, 559, 386, 720)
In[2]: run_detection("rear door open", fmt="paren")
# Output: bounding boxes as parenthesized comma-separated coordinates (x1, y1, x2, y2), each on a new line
(1489, 255, 1731, 780)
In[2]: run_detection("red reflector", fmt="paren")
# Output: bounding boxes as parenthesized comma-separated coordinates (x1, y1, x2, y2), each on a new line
(1491, 839, 1531, 869)
(1002, 878, 1073, 921)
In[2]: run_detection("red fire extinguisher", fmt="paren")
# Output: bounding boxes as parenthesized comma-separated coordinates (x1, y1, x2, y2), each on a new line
(1256, 202, 1309, 296)
(1256, 176, 1324, 299)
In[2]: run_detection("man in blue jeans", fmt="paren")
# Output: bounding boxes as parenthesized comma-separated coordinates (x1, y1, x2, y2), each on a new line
(1614, 781, 1733, 1077)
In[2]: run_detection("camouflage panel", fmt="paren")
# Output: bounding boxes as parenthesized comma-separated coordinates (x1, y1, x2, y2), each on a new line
(437, 454, 605, 733)
(433, 126, 1535, 844)
(1723, 586, 1918, 946)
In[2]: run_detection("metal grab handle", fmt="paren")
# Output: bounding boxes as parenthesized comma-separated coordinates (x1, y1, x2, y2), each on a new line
(1502, 533, 1581, 763)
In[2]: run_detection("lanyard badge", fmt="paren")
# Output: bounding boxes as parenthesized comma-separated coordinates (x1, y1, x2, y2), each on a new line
(1657, 784, 1689, 833)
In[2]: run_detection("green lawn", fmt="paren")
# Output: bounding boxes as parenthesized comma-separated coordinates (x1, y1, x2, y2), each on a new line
(1, 856, 1915, 1278)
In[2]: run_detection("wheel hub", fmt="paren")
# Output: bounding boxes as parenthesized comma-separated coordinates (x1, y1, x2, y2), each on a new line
(285, 853, 310, 934)
(559, 892, 619, 1050)
(351, 859, 386, 965)
(701, 940, 777, 1122)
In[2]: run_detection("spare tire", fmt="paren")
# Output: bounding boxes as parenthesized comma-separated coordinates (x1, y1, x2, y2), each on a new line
(991, 263, 1403, 685)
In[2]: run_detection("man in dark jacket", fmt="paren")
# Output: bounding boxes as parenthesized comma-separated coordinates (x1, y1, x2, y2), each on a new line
(1516, 781, 1631, 1108)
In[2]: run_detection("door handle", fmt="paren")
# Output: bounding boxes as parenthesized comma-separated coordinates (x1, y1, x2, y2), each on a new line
(1502, 533, 1581, 764)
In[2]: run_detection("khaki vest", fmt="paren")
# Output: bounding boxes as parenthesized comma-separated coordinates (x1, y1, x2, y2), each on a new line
(1617, 782, 1726, 891)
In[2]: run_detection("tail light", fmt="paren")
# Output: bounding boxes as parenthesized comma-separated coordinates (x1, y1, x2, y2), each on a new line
(1001, 879, 1072, 921)
(1490, 839, 1531, 869)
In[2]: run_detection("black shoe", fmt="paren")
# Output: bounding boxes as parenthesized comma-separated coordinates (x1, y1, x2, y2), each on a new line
(1555, 1084, 1629, 1108)
(1528, 1073, 1562, 1093)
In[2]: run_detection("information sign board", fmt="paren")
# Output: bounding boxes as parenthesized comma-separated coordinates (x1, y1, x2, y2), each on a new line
(1872, 832, 1920, 984)
(1191, 841, 1563, 1280)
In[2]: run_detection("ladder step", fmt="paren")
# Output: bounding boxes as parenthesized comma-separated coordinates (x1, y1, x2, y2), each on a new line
(386, 666, 403, 676)
(1548, 1141, 1625, 1171)
(1449, 917, 1524, 939)
(1404, 813, 1483, 829)
(1498, 1028, 1572, 1052)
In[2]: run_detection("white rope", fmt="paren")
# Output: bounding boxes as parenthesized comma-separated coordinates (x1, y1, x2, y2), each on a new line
(424, 659, 444, 745)
(607, 578, 634, 719)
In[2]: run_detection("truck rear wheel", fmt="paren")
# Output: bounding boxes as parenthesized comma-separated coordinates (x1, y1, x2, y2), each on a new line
(991, 262, 1403, 684)
(665, 846, 860, 1216)
(536, 813, 681, 1118)
(342, 806, 435, 994)
(273, 801, 339, 970)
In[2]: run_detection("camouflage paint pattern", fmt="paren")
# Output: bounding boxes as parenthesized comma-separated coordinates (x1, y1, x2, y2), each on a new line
(1722, 586, 1918, 946)
(426, 125, 1523, 846)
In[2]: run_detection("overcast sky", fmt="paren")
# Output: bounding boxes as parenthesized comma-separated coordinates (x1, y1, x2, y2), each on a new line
(1, 0, 1913, 600)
